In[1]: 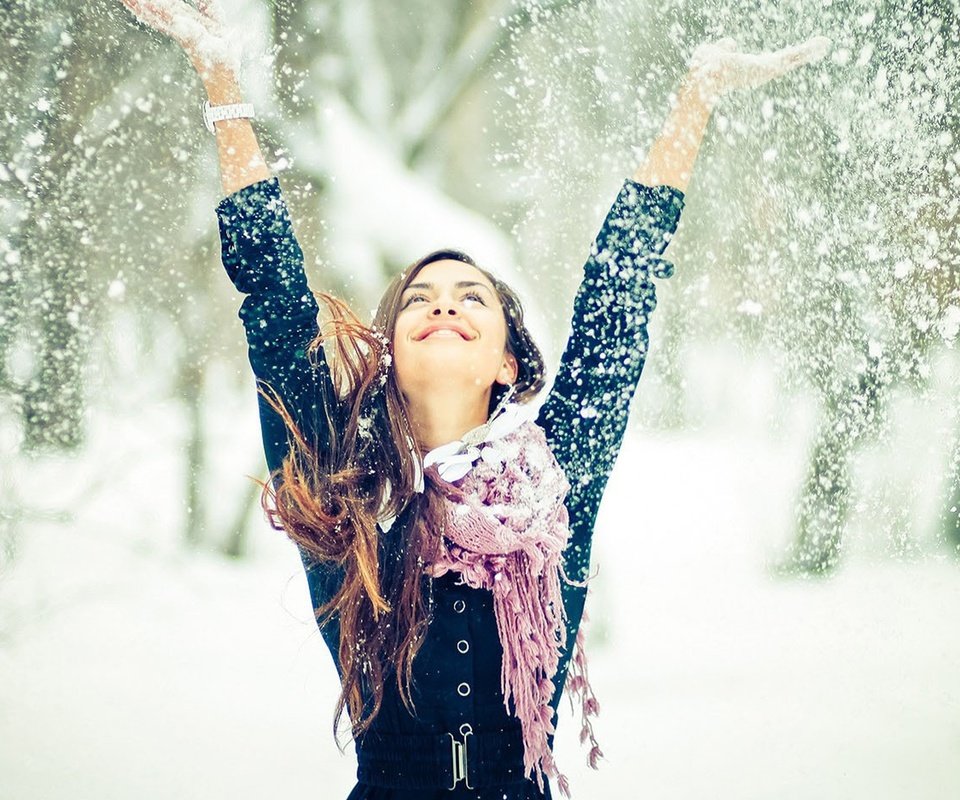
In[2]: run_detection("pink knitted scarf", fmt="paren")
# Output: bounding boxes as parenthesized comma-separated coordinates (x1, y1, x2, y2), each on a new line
(420, 418, 603, 798)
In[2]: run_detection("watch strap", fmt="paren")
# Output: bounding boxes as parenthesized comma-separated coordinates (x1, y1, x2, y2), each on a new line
(201, 100, 256, 133)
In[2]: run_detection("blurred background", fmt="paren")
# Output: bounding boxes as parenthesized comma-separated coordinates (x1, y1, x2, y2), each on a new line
(1, 1, 958, 798)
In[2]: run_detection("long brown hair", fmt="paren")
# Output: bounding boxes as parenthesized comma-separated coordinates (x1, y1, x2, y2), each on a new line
(256, 249, 545, 748)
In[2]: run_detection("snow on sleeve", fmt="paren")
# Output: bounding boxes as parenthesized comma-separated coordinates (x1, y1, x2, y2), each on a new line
(536, 179, 686, 584)
(213, 174, 333, 476)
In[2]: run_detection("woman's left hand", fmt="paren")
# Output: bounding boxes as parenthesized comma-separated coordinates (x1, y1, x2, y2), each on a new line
(687, 35, 832, 105)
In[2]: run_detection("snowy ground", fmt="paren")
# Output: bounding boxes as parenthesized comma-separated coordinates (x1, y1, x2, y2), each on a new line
(2, 338, 959, 800)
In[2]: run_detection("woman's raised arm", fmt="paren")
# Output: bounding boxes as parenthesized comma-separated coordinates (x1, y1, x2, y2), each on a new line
(539, 35, 832, 591)
(117, 0, 271, 196)
(117, 0, 337, 477)
(634, 36, 832, 193)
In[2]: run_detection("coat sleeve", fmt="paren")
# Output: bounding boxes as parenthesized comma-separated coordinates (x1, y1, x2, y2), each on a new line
(536, 178, 685, 587)
(216, 177, 345, 632)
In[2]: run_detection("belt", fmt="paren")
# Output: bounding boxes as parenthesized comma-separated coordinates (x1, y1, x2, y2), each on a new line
(357, 722, 531, 790)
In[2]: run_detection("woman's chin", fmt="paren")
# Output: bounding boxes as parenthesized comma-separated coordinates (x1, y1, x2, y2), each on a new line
(399, 362, 495, 393)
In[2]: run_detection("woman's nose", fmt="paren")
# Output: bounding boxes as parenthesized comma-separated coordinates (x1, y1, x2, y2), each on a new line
(430, 303, 459, 316)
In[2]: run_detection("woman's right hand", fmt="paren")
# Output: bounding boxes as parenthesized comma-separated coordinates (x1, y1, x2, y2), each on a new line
(687, 35, 832, 106)
(117, 0, 240, 86)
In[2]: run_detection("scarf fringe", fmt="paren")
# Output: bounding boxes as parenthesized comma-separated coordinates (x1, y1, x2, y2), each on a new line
(421, 422, 605, 799)
(524, 597, 605, 799)
(567, 605, 604, 767)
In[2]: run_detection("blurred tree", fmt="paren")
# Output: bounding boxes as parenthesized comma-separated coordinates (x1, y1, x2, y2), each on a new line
(1, 5, 106, 452)
(780, 0, 960, 572)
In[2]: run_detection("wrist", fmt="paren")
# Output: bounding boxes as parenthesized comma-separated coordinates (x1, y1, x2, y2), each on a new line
(200, 64, 243, 105)
(681, 70, 721, 112)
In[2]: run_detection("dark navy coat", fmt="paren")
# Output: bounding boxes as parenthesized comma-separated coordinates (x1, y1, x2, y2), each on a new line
(216, 177, 684, 799)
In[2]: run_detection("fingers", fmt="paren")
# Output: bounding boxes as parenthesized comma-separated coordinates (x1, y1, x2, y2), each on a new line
(765, 36, 832, 72)
(732, 36, 832, 88)
(197, 0, 226, 28)
(686, 33, 832, 100)
(130, 0, 216, 49)
(114, 1, 269, 84)
(713, 36, 738, 53)
(120, 0, 175, 33)
(118, 0, 237, 72)
(793, 35, 832, 65)
(119, 0, 147, 15)
(765, 36, 832, 83)
(120, 0, 203, 53)
(119, 0, 155, 25)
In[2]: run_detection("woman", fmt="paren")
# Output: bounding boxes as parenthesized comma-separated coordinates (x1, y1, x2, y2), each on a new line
(118, 2, 830, 797)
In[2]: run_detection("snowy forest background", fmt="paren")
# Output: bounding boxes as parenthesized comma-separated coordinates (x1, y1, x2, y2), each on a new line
(2, 0, 959, 798)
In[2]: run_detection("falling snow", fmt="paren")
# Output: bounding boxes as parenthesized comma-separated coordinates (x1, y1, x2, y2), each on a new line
(1, 1, 959, 798)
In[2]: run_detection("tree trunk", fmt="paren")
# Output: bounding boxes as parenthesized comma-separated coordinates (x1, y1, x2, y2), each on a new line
(20, 211, 90, 452)
(785, 353, 886, 574)
(178, 356, 206, 548)
(943, 426, 960, 557)
(221, 461, 267, 559)
(11, 8, 107, 453)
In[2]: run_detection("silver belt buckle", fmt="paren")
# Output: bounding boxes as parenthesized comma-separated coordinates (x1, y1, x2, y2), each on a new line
(447, 723, 474, 790)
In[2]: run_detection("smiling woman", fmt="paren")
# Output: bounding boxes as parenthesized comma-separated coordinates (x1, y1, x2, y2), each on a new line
(219, 170, 679, 800)
(392, 259, 522, 452)
(114, 1, 831, 797)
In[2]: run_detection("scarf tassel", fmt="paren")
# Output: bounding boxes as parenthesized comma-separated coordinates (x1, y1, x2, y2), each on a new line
(531, 597, 606, 799)
(567, 606, 604, 771)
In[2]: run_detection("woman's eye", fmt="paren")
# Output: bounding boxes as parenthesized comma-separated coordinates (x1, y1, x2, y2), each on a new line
(402, 291, 486, 308)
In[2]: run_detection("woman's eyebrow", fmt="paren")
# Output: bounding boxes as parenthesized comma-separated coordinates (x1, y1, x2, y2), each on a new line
(403, 280, 493, 294)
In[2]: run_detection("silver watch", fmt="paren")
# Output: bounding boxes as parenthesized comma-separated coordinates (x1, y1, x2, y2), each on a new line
(201, 100, 256, 133)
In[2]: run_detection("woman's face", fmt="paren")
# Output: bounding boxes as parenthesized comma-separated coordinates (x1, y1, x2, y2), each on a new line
(392, 259, 518, 402)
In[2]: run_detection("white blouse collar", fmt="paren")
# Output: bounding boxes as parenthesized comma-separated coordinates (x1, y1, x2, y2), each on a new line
(377, 395, 532, 533)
